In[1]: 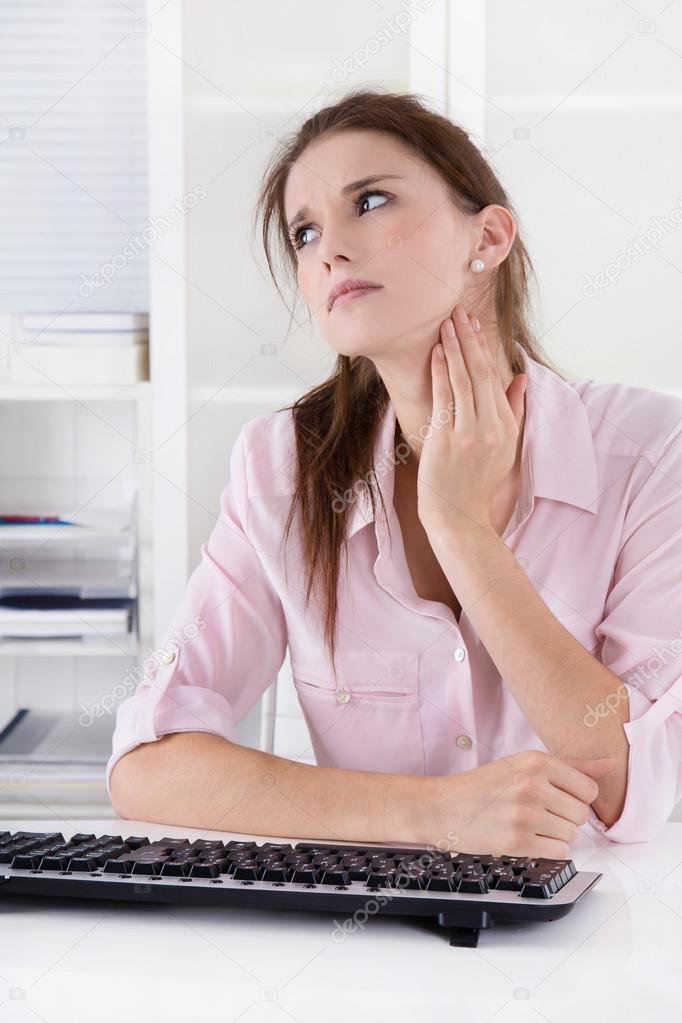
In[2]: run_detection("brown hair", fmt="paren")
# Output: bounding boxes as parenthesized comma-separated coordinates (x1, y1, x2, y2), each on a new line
(252, 86, 567, 679)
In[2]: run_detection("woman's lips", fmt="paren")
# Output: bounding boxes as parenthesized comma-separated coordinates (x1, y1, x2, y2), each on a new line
(330, 286, 383, 310)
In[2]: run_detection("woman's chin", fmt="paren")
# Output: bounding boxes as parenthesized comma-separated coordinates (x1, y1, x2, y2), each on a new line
(325, 337, 377, 359)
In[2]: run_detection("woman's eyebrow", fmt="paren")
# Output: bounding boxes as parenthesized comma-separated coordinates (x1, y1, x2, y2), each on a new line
(287, 173, 405, 233)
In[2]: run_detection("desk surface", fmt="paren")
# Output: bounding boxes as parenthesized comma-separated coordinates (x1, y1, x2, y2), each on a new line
(1, 818, 681, 1021)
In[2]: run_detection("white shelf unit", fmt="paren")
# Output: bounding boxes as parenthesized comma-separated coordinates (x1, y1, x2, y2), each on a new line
(0, 371, 153, 818)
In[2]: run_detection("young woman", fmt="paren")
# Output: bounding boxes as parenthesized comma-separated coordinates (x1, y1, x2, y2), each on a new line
(109, 89, 682, 858)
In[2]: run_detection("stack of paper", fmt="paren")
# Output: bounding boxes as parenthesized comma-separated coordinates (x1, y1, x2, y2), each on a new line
(10, 312, 149, 384)
(0, 513, 137, 642)
(0, 604, 132, 639)
(21, 312, 149, 346)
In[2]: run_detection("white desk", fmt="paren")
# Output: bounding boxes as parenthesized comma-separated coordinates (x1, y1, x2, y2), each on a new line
(1, 818, 681, 1021)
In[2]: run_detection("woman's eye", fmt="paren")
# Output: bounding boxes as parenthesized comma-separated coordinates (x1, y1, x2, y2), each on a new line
(296, 226, 318, 248)
(292, 190, 391, 251)
(358, 190, 390, 214)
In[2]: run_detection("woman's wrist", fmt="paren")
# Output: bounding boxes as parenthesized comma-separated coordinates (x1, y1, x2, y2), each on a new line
(382, 771, 463, 848)
(416, 770, 475, 849)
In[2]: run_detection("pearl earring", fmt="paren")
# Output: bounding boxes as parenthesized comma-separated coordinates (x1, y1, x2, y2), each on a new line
(470, 259, 485, 273)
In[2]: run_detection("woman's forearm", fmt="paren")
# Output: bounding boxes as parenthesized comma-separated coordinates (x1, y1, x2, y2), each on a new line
(109, 730, 438, 845)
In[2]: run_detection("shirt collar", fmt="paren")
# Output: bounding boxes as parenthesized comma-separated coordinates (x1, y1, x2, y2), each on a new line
(345, 340, 600, 540)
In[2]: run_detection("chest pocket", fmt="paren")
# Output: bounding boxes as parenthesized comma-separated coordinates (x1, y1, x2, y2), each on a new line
(290, 649, 425, 776)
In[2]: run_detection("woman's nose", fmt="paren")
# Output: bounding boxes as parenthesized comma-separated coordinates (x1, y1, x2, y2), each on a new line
(314, 215, 360, 265)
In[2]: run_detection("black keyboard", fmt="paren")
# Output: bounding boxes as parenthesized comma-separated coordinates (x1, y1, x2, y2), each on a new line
(0, 829, 602, 947)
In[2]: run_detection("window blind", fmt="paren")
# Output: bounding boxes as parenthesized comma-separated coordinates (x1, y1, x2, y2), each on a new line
(0, 0, 149, 314)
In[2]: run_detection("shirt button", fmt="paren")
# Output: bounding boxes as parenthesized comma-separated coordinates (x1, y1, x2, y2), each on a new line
(335, 689, 351, 705)
(453, 647, 466, 662)
(161, 651, 176, 664)
(455, 734, 472, 749)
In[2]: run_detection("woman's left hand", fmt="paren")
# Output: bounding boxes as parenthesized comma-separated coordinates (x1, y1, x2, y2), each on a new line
(417, 303, 527, 540)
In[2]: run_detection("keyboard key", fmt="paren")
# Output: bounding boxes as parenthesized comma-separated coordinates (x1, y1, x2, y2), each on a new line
(425, 862, 458, 892)
(189, 840, 225, 852)
(258, 843, 295, 856)
(222, 841, 255, 853)
(0, 838, 45, 863)
(489, 869, 523, 892)
(520, 880, 554, 899)
(291, 864, 319, 884)
(11, 852, 46, 869)
(311, 855, 341, 870)
(506, 857, 533, 874)
(425, 874, 456, 893)
(294, 843, 341, 855)
(342, 856, 371, 881)
(13, 832, 64, 843)
(369, 856, 398, 871)
(68, 857, 100, 872)
(366, 871, 394, 887)
(458, 876, 489, 895)
(95, 844, 129, 860)
(189, 862, 220, 878)
(320, 869, 350, 886)
(520, 872, 563, 898)
(132, 861, 166, 876)
(232, 864, 262, 881)
(161, 861, 192, 877)
(103, 858, 133, 874)
(40, 854, 72, 871)
(123, 836, 150, 849)
(393, 863, 425, 890)
(262, 866, 292, 883)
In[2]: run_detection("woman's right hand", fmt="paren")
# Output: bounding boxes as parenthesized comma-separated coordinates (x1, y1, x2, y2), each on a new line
(429, 749, 618, 859)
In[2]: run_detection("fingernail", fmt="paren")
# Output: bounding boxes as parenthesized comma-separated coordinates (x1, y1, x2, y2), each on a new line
(472, 315, 481, 332)
(443, 319, 455, 337)
(455, 305, 469, 324)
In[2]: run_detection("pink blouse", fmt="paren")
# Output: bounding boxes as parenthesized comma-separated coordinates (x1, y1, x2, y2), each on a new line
(107, 340, 682, 844)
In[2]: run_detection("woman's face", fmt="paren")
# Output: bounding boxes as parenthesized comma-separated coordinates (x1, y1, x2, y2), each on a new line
(283, 129, 504, 362)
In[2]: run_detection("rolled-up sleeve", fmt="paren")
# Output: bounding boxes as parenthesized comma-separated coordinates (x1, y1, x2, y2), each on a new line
(588, 423, 682, 843)
(106, 420, 288, 800)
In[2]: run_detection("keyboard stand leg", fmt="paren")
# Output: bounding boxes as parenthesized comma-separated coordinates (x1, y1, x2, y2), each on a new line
(447, 926, 480, 948)
(437, 908, 494, 948)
